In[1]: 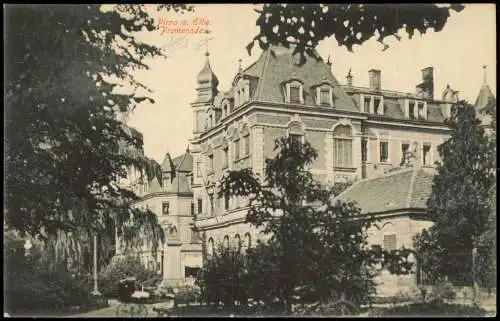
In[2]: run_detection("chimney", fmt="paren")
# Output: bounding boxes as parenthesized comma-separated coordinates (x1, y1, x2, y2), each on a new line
(419, 67, 434, 99)
(368, 69, 381, 91)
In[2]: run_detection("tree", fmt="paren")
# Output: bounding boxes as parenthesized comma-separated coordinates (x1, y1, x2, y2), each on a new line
(414, 101, 495, 285)
(248, 4, 465, 63)
(4, 5, 191, 256)
(217, 137, 413, 314)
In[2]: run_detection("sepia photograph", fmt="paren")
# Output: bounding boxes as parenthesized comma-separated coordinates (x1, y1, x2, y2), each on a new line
(4, 3, 496, 317)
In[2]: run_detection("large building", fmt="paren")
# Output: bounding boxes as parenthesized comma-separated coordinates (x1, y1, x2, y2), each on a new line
(121, 44, 494, 290)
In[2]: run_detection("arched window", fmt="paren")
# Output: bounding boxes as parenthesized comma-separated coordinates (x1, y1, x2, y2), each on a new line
(241, 125, 250, 157)
(207, 237, 215, 257)
(333, 125, 353, 168)
(233, 132, 240, 161)
(223, 235, 230, 249)
(288, 122, 304, 150)
(234, 234, 241, 252)
(244, 233, 252, 252)
(284, 80, 304, 104)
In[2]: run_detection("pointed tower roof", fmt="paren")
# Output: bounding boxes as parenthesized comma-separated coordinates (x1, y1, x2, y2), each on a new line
(161, 152, 174, 172)
(197, 52, 219, 86)
(475, 65, 495, 108)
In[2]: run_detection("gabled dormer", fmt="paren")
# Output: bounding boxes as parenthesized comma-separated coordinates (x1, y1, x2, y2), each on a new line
(282, 79, 304, 104)
(312, 82, 335, 107)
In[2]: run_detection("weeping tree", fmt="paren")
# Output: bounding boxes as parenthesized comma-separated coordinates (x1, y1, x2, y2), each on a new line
(248, 4, 465, 63)
(4, 4, 192, 270)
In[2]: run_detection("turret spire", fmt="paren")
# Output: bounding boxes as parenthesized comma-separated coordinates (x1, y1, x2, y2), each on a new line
(483, 65, 487, 86)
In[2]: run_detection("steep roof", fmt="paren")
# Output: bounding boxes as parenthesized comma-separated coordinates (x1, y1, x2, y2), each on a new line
(239, 44, 358, 112)
(172, 151, 193, 172)
(333, 167, 435, 214)
(161, 152, 174, 172)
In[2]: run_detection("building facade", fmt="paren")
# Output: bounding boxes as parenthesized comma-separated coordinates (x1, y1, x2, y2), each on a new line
(116, 149, 202, 285)
(189, 45, 462, 253)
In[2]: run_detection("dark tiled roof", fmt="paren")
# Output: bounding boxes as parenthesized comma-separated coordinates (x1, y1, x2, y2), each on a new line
(427, 103, 446, 122)
(239, 45, 358, 112)
(161, 153, 174, 172)
(172, 152, 193, 172)
(333, 167, 435, 214)
(475, 84, 495, 110)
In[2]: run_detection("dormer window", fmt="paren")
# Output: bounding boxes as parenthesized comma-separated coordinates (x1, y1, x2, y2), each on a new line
(235, 78, 250, 108)
(405, 99, 427, 120)
(360, 94, 384, 115)
(315, 84, 334, 107)
(284, 80, 304, 104)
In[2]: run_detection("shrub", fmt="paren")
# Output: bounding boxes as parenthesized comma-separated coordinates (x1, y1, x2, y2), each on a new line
(98, 255, 159, 298)
(427, 281, 456, 303)
(4, 231, 94, 314)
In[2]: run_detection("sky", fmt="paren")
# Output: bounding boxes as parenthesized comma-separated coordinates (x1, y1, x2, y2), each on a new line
(126, 4, 496, 163)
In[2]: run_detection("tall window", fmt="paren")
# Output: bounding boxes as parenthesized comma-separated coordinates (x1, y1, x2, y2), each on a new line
(401, 143, 410, 165)
(290, 84, 301, 103)
(223, 147, 229, 168)
(383, 234, 397, 251)
(207, 238, 214, 257)
(208, 154, 214, 173)
(374, 98, 381, 114)
(234, 138, 240, 161)
(379, 141, 389, 163)
(224, 194, 229, 211)
(162, 202, 170, 215)
(244, 233, 252, 251)
(409, 102, 416, 120)
(196, 161, 202, 177)
(242, 134, 250, 157)
(223, 235, 230, 249)
(333, 125, 353, 168)
(423, 144, 431, 166)
(361, 139, 367, 162)
(235, 234, 241, 252)
(197, 198, 203, 214)
(191, 202, 195, 216)
(320, 88, 331, 105)
(290, 134, 302, 151)
(209, 194, 214, 217)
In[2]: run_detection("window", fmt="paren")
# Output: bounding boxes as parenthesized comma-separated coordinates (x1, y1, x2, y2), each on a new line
(418, 102, 427, 120)
(163, 174, 170, 187)
(223, 147, 229, 168)
(243, 134, 250, 157)
(244, 233, 252, 251)
(333, 125, 353, 168)
(379, 141, 389, 163)
(290, 134, 302, 151)
(208, 154, 214, 173)
(320, 88, 331, 105)
(235, 234, 241, 252)
(196, 161, 202, 177)
(401, 143, 410, 165)
(209, 114, 213, 127)
(191, 202, 195, 216)
(364, 97, 371, 112)
(423, 144, 431, 166)
(234, 139, 240, 161)
(197, 198, 203, 214)
(209, 194, 214, 217)
(162, 202, 170, 215)
(374, 98, 381, 115)
(185, 266, 201, 278)
(290, 85, 301, 103)
(409, 102, 416, 120)
(224, 194, 229, 211)
(223, 235, 230, 249)
(157, 262, 161, 273)
(207, 238, 214, 256)
(361, 139, 368, 162)
(383, 234, 397, 251)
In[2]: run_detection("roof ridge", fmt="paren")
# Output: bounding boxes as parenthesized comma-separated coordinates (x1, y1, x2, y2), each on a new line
(256, 46, 272, 101)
